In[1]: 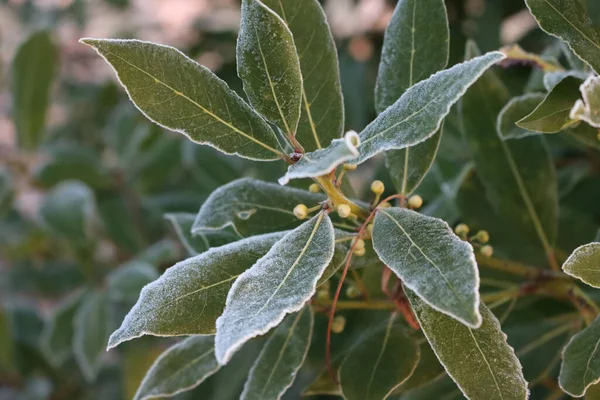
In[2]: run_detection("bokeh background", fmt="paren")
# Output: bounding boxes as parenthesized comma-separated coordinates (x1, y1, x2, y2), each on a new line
(1, 0, 599, 399)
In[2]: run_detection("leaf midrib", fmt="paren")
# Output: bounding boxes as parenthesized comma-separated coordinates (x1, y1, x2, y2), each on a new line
(89, 44, 283, 157)
(467, 327, 504, 399)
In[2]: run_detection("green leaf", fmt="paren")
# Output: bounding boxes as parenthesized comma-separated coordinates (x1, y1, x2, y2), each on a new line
(517, 75, 583, 133)
(215, 212, 334, 364)
(39, 181, 95, 243)
(237, 0, 302, 137)
(354, 51, 504, 164)
(407, 291, 529, 400)
(524, 0, 600, 74)
(339, 314, 420, 400)
(0, 306, 13, 372)
(261, 0, 344, 151)
(279, 131, 359, 185)
(497, 93, 545, 139)
(372, 207, 480, 327)
(11, 30, 57, 150)
(570, 76, 600, 128)
(40, 290, 84, 367)
(395, 376, 463, 400)
(562, 242, 600, 287)
(375, 0, 449, 112)
(462, 41, 558, 266)
(241, 307, 313, 400)
(386, 129, 443, 196)
(134, 336, 220, 400)
(165, 213, 240, 256)
(106, 261, 159, 303)
(80, 38, 284, 161)
(192, 178, 324, 237)
(392, 340, 445, 395)
(107, 232, 284, 349)
(74, 291, 111, 382)
(544, 70, 589, 91)
(559, 315, 600, 396)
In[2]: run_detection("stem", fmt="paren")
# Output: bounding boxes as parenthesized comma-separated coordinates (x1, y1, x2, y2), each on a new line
(315, 176, 366, 218)
(475, 254, 568, 280)
(314, 299, 395, 311)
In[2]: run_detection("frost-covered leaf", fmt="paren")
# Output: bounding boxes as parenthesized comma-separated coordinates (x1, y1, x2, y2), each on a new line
(74, 291, 111, 382)
(39, 181, 95, 243)
(462, 41, 558, 265)
(134, 336, 220, 400)
(375, 0, 449, 112)
(339, 314, 420, 400)
(562, 242, 600, 287)
(497, 93, 545, 139)
(11, 30, 57, 150)
(215, 212, 334, 364)
(354, 51, 504, 164)
(570, 76, 600, 128)
(559, 315, 600, 397)
(279, 131, 359, 185)
(192, 178, 324, 237)
(241, 307, 313, 400)
(40, 290, 84, 367)
(407, 291, 529, 400)
(107, 232, 284, 349)
(525, 0, 600, 74)
(80, 39, 284, 161)
(261, 0, 344, 151)
(517, 75, 583, 133)
(372, 207, 480, 327)
(544, 70, 589, 91)
(165, 213, 240, 256)
(106, 261, 159, 303)
(237, 0, 301, 137)
(391, 340, 445, 395)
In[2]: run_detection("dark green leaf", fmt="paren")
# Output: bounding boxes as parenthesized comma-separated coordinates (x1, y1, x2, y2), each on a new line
(11, 31, 57, 150)
(261, 0, 344, 151)
(74, 291, 111, 382)
(392, 340, 445, 394)
(241, 307, 313, 400)
(339, 314, 420, 400)
(237, 0, 302, 137)
(80, 39, 284, 160)
(497, 93, 545, 139)
(562, 242, 600, 287)
(559, 315, 600, 396)
(517, 75, 582, 133)
(462, 41, 558, 266)
(372, 207, 480, 327)
(106, 261, 159, 303)
(192, 178, 324, 237)
(215, 212, 334, 364)
(107, 232, 284, 348)
(165, 213, 240, 256)
(408, 291, 528, 400)
(525, 0, 600, 74)
(134, 336, 220, 400)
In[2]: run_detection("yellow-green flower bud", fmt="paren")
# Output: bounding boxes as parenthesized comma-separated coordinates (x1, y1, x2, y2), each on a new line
(346, 285, 361, 299)
(475, 230, 490, 243)
(455, 223, 470, 237)
(480, 245, 494, 257)
(337, 204, 352, 218)
(309, 183, 320, 193)
(408, 194, 423, 209)
(371, 180, 385, 195)
(332, 316, 346, 333)
(293, 204, 308, 220)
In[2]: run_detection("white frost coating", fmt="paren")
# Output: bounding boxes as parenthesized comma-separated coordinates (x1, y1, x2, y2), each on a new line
(241, 307, 314, 400)
(570, 76, 600, 128)
(134, 336, 220, 400)
(215, 212, 334, 364)
(354, 51, 505, 164)
(408, 293, 529, 400)
(107, 232, 285, 350)
(192, 178, 325, 237)
(372, 207, 481, 328)
(279, 131, 360, 185)
(79, 38, 283, 161)
(562, 242, 600, 288)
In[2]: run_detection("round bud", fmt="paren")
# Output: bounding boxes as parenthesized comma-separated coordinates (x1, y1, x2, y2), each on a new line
(408, 195, 423, 209)
(371, 180, 385, 195)
(354, 238, 365, 251)
(353, 247, 366, 257)
(346, 285, 361, 299)
(379, 202, 391, 208)
(332, 316, 346, 333)
(309, 183, 320, 193)
(367, 223, 374, 237)
(293, 204, 308, 220)
(316, 289, 329, 301)
(480, 245, 494, 257)
(343, 163, 358, 171)
(455, 223, 470, 237)
(475, 230, 490, 243)
(337, 204, 352, 218)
